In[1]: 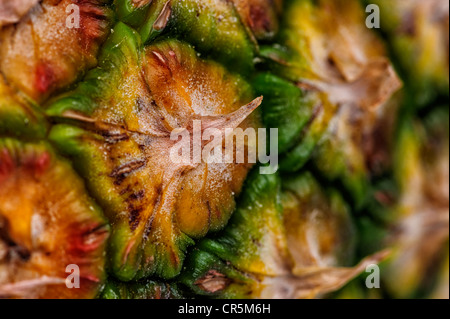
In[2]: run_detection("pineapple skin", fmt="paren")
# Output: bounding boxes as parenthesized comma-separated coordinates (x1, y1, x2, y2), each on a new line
(0, 0, 448, 299)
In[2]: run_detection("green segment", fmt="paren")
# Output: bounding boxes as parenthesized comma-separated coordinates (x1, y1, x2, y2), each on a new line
(252, 73, 316, 155)
(114, 0, 153, 27)
(180, 169, 282, 298)
(373, 0, 449, 107)
(259, 0, 322, 83)
(101, 278, 184, 299)
(257, 0, 398, 207)
(179, 248, 258, 298)
(198, 169, 285, 274)
(0, 77, 47, 139)
(114, 0, 255, 74)
(181, 168, 356, 298)
(46, 22, 142, 118)
(281, 171, 356, 268)
(370, 107, 449, 298)
(47, 23, 192, 281)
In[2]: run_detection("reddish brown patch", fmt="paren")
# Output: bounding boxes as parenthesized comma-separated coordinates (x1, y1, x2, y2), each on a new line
(195, 270, 230, 293)
(69, 223, 109, 254)
(128, 207, 142, 231)
(375, 191, 395, 206)
(46, 0, 64, 6)
(31, 151, 51, 176)
(362, 111, 397, 176)
(0, 149, 14, 183)
(152, 50, 169, 68)
(154, 286, 162, 299)
(80, 274, 101, 283)
(249, 4, 272, 33)
(129, 190, 145, 201)
(72, 1, 111, 53)
(35, 62, 55, 94)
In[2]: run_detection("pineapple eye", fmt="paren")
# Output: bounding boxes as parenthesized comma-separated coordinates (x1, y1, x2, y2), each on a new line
(257, 0, 402, 207)
(0, 0, 113, 103)
(46, 23, 261, 281)
(180, 169, 383, 299)
(0, 138, 109, 299)
(374, 0, 450, 107)
(0, 0, 447, 301)
(281, 172, 356, 269)
(230, 0, 282, 41)
(382, 108, 450, 298)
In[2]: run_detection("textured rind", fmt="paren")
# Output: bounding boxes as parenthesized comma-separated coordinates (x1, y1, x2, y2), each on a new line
(281, 172, 356, 270)
(101, 278, 184, 299)
(257, 0, 402, 206)
(197, 169, 288, 277)
(373, 0, 449, 107)
(0, 0, 446, 301)
(0, 75, 47, 140)
(114, 0, 256, 74)
(381, 108, 449, 298)
(179, 169, 282, 298)
(0, 139, 109, 299)
(252, 73, 316, 155)
(47, 22, 260, 281)
(0, 0, 113, 102)
(0, 0, 39, 27)
(180, 168, 365, 299)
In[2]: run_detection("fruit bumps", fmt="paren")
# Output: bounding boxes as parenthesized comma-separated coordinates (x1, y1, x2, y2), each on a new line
(0, 138, 109, 299)
(180, 170, 387, 298)
(257, 0, 402, 206)
(0, 1, 111, 298)
(0, 0, 448, 300)
(0, 0, 113, 102)
(47, 23, 261, 280)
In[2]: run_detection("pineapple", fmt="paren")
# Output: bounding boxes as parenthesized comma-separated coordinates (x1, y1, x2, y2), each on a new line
(0, 0, 113, 102)
(257, 0, 402, 207)
(0, 0, 448, 299)
(46, 23, 261, 280)
(373, 0, 449, 107)
(362, 108, 449, 298)
(180, 170, 387, 299)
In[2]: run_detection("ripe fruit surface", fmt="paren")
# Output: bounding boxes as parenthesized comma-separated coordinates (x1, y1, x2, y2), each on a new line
(0, 139, 109, 299)
(47, 23, 261, 280)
